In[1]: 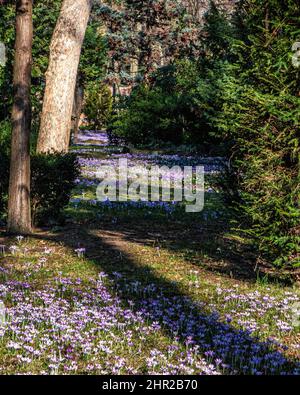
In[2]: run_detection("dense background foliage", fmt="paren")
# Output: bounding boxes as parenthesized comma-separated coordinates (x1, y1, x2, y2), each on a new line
(213, 0, 300, 266)
(110, 0, 300, 266)
(84, 83, 113, 130)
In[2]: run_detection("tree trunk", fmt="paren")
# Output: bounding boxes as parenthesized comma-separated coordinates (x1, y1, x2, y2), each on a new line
(265, 1, 270, 35)
(71, 74, 84, 144)
(7, 0, 33, 234)
(37, 0, 91, 153)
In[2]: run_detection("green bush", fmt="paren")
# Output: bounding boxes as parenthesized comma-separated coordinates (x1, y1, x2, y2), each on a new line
(0, 152, 80, 226)
(31, 153, 80, 225)
(84, 83, 113, 130)
(111, 60, 221, 147)
(0, 145, 10, 220)
(112, 83, 183, 145)
(0, 120, 11, 153)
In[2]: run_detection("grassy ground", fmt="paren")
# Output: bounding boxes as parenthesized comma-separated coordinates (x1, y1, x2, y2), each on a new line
(0, 139, 299, 375)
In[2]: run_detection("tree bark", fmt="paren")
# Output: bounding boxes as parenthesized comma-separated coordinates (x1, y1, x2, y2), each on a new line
(37, 0, 91, 153)
(7, 0, 33, 235)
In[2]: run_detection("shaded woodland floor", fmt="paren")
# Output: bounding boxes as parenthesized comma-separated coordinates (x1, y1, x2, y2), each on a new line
(0, 131, 299, 375)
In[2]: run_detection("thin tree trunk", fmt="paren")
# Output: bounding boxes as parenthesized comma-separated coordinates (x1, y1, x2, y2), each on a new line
(37, 0, 91, 153)
(72, 75, 84, 144)
(7, 0, 33, 234)
(265, 1, 270, 35)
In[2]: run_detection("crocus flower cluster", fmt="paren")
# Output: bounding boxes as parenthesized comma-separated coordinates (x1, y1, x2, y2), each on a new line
(0, 257, 299, 375)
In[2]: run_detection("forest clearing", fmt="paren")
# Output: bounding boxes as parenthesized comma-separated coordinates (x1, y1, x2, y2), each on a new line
(0, 0, 299, 380)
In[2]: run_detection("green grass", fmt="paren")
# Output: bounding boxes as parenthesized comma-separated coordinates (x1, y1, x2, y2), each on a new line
(0, 144, 299, 374)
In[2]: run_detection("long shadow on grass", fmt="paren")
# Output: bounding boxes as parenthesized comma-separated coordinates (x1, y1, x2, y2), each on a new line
(67, 199, 288, 284)
(33, 223, 299, 375)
